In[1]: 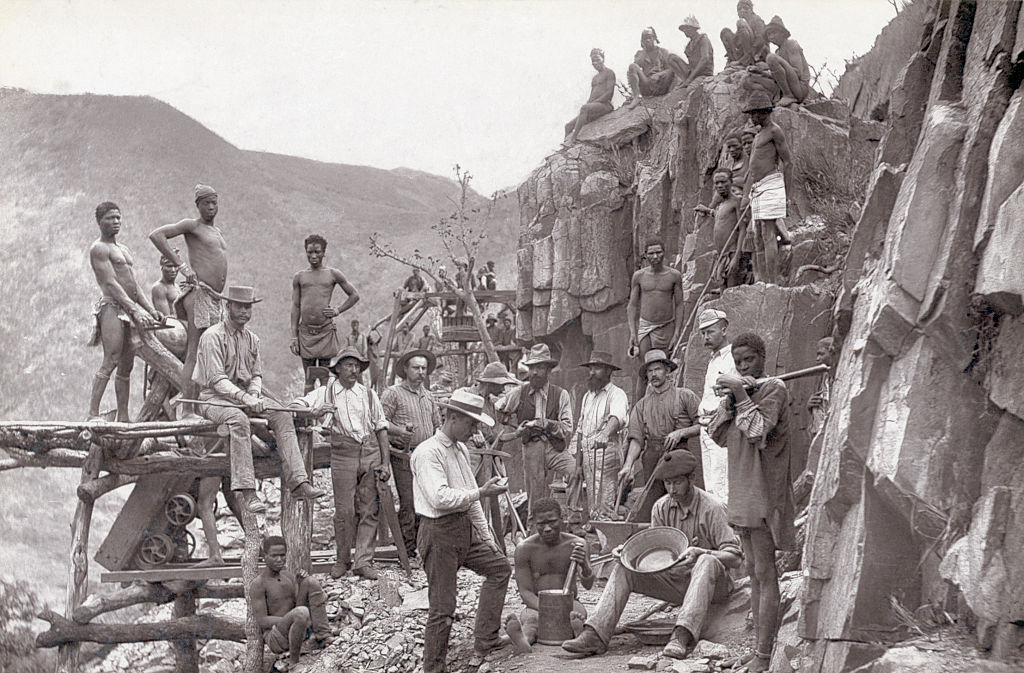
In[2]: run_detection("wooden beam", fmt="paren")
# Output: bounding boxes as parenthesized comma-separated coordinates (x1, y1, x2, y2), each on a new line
(0, 446, 85, 471)
(240, 508, 263, 673)
(73, 582, 245, 623)
(100, 561, 341, 584)
(172, 592, 200, 673)
(282, 433, 313, 573)
(77, 474, 136, 505)
(104, 444, 331, 478)
(405, 290, 515, 302)
(37, 609, 244, 648)
(380, 293, 404, 390)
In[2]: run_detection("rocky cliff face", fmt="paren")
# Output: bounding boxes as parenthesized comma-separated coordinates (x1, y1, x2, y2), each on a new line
(515, 0, 1024, 669)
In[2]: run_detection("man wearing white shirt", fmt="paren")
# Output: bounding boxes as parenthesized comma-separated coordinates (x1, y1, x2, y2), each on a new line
(292, 346, 391, 580)
(697, 309, 737, 501)
(577, 351, 630, 516)
(412, 389, 512, 673)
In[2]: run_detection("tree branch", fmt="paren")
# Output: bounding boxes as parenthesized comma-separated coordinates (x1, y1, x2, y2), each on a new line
(37, 608, 245, 647)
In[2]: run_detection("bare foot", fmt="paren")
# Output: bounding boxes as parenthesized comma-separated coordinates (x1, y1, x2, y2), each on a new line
(626, 96, 641, 110)
(777, 96, 796, 108)
(505, 617, 532, 654)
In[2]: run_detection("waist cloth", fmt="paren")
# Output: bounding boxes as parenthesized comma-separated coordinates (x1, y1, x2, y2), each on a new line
(749, 171, 787, 221)
(88, 298, 131, 347)
(637, 318, 673, 349)
(298, 320, 340, 359)
(174, 277, 223, 329)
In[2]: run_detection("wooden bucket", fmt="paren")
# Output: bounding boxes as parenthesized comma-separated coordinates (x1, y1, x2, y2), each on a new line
(536, 590, 574, 645)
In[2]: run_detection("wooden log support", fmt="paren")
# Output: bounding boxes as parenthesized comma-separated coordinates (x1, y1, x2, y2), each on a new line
(240, 507, 264, 673)
(380, 293, 404, 390)
(281, 432, 314, 572)
(73, 582, 245, 623)
(130, 324, 185, 392)
(77, 473, 136, 504)
(37, 609, 244, 648)
(0, 446, 85, 471)
(172, 592, 200, 673)
(104, 444, 331, 478)
(57, 443, 103, 673)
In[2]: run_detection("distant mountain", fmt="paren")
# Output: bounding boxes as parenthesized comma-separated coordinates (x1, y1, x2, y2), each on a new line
(0, 88, 518, 602)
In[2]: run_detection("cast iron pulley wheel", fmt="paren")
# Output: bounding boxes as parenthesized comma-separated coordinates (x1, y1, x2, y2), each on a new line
(172, 530, 196, 562)
(165, 493, 197, 526)
(137, 533, 174, 567)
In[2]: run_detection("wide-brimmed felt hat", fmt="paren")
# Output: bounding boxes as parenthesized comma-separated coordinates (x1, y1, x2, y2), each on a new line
(743, 90, 774, 113)
(395, 348, 437, 377)
(698, 308, 729, 329)
(580, 351, 622, 371)
(765, 15, 791, 40)
(642, 349, 678, 372)
(215, 285, 262, 304)
(328, 346, 369, 372)
(439, 389, 495, 427)
(678, 15, 701, 31)
(477, 361, 519, 385)
(522, 343, 558, 368)
(652, 450, 698, 480)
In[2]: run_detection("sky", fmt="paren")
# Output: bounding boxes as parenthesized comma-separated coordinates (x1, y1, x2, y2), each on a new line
(0, 0, 896, 194)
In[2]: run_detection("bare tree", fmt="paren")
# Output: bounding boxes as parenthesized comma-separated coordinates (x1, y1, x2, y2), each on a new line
(369, 166, 500, 368)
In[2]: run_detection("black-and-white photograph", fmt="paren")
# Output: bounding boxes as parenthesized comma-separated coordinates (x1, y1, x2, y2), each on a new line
(2, 1, 1021, 672)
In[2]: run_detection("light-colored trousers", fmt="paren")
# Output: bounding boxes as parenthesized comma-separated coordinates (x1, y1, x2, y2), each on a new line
(579, 436, 622, 515)
(699, 427, 729, 503)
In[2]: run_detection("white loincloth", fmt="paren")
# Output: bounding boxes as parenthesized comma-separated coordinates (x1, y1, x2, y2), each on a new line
(750, 171, 787, 220)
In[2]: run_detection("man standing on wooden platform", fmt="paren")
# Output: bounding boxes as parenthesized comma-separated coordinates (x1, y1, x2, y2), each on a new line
(290, 234, 360, 392)
(709, 332, 796, 673)
(563, 450, 741, 660)
(496, 343, 574, 520)
(292, 346, 390, 580)
(251, 535, 332, 665)
(149, 185, 228, 417)
(506, 498, 594, 652)
(88, 201, 163, 421)
(576, 352, 629, 517)
(381, 349, 441, 560)
(193, 286, 323, 515)
(411, 389, 511, 672)
(618, 350, 701, 521)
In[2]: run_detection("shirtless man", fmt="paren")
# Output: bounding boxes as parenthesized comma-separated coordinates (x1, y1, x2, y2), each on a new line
(290, 234, 360, 391)
(626, 27, 676, 109)
(740, 93, 794, 284)
(765, 16, 810, 107)
(724, 133, 749, 191)
(505, 498, 593, 652)
(88, 202, 161, 420)
(148, 252, 189, 360)
(669, 16, 714, 89)
(250, 536, 331, 665)
(564, 48, 616, 146)
(627, 239, 684, 360)
(148, 185, 228, 416)
(695, 170, 749, 288)
(721, 0, 769, 66)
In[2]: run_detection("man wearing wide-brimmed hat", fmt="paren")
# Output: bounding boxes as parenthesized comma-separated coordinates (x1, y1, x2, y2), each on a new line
(411, 389, 512, 672)
(381, 348, 441, 558)
(292, 346, 391, 580)
(576, 351, 629, 516)
(669, 15, 714, 89)
(564, 449, 741, 660)
(496, 343, 575, 520)
(697, 308, 738, 502)
(618, 350, 701, 522)
(193, 286, 324, 515)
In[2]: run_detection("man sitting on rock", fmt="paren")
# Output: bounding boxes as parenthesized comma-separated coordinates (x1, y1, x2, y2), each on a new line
(250, 535, 332, 665)
(669, 16, 714, 89)
(563, 450, 741, 659)
(626, 27, 677, 109)
(721, 0, 769, 66)
(564, 48, 616, 146)
(764, 15, 810, 107)
(506, 498, 594, 652)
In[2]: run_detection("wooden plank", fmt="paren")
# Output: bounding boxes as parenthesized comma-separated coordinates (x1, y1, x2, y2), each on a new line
(405, 290, 515, 302)
(95, 474, 194, 571)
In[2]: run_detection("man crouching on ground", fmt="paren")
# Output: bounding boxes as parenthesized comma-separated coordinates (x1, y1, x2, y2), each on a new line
(506, 498, 594, 652)
(251, 536, 332, 665)
(562, 450, 741, 660)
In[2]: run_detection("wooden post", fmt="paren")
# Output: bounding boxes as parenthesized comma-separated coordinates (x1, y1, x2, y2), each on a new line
(56, 443, 103, 673)
(171, 591, 199, 673)
(282, 431, 313, 572)
(240, 508, 263, 673)
(380, 293, 403, 390)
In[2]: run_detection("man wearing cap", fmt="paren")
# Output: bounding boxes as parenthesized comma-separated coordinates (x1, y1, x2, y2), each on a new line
(577, 351, 629, 516)
(290, 234, 360, 392)
(765, 16, 809, 107)
(496, 343, 575, 519)
(563, 449, 741, 659)
(412, 389, 512, 671)
(628, 239, 685, 387)
(381, 349, 442, 559)
(291, 346, 391, 579)
(696, 308, 738, 502)
(193, 286, 323, 515)
(149, 252, 188, 359)
(618, 350, 702, 521)
(740, 91, 794, 284)
(149, 184, 228, 417)
(626, 27, 677, 109)
(709, 332, 795, 672)
(564, 48, 616, 146)
(668, 16, 714, 89)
